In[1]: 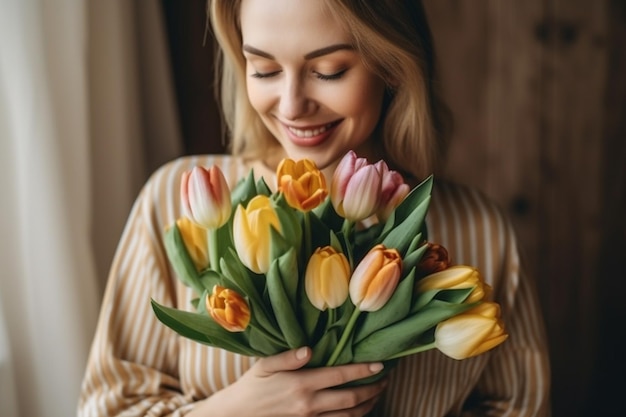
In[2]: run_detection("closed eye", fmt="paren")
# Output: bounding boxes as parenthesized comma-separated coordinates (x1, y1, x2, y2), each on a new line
(314, 69, 347, 81)
(251, 70, 281, 79)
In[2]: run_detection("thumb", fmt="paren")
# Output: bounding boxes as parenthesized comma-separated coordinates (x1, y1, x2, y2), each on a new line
(254, 347, 311, 376)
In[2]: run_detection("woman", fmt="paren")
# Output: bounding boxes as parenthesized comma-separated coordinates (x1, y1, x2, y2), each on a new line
(78, 0, 551, 416)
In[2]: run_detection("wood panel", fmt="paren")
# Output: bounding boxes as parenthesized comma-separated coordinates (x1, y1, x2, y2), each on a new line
(163, 1, 626, 416)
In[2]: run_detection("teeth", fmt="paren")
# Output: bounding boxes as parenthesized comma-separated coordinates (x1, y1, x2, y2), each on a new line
(288, 123, 333, 138)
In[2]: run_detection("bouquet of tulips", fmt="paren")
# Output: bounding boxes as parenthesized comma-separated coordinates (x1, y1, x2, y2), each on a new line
(151, 151, 508, 373)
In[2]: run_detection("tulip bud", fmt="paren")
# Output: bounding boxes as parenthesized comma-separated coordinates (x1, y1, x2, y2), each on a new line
(175, 217, 209, 271)
(434, 301, 508, 360)
(305, 246, 351, 311)
(375, 160, 410, 222)
(415, 243, 451, 276)
(350, 244, 402, 311)
(206, 285, 251, 332)
(181, 166, 232, 230)
(277, 158, 328, 212)
(233, 195, 282, 274)
(330, 151, 382, 221)
(416, 265, 487, 303)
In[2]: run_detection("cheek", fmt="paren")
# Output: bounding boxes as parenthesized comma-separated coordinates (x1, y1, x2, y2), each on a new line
(331, 77, 386, 118)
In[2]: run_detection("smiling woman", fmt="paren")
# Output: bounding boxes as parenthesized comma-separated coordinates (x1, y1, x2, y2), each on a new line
(78, 1, 552, 416)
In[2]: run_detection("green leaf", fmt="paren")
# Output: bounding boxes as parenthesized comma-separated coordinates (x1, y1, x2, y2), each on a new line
(309, 328, 338, 367)
(352, 301, 472, 362)
(380, 196, 431, 256)
(163, 225, 203, 295)
(402, 239, 428, 275)
(383, 175, 434, 233)
(230, 170, 257, 207)
(151, 299, 260, 356)
(219, 250, 283, 341)
(354, 269, 416, 344)
(410, 287, 474, 313)
(246, 326, 286, 356)
(255, 177, 272, 196)
(198, 269, 222, 292)
(266, 253, 307, 348)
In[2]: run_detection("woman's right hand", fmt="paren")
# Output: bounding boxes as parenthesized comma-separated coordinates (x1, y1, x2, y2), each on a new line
(187, 347, 387, 417)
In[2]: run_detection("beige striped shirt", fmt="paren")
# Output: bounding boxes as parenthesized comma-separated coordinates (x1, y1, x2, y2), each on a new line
(78, 155, 551, 416)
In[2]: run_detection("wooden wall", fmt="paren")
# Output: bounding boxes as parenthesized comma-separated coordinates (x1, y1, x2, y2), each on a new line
(161, 1, 626, 416)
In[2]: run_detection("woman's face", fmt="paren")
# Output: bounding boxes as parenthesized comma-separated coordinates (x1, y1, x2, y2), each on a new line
(240, 0, 386, 172)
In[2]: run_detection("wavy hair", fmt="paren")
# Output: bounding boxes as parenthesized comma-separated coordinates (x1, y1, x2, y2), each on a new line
(207, 0, 451, 179)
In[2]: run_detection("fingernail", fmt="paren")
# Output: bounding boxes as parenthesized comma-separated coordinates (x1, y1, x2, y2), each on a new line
(369, 362, 384, 373)
(296, 347, 308, 360)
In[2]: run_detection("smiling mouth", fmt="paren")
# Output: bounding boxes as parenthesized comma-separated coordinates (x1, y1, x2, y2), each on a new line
(286, 121, 340, 138)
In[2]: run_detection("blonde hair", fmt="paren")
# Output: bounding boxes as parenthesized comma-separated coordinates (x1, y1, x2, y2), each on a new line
(208, 0, 450, 179)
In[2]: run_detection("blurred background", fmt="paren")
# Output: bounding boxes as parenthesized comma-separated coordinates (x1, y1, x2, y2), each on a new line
(0, 1, 623, 416)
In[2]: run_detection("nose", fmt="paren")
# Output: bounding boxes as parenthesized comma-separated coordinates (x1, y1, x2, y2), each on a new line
(278, 74, 312, 121)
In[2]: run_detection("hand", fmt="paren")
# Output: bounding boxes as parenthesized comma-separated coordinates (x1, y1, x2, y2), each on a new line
(188, 347, 387, 417)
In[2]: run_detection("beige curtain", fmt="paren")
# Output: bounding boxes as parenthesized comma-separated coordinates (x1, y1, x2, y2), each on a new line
(0, 1, 182, 416)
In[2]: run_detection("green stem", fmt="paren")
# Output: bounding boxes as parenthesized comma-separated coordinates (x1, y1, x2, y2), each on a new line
(326, 307, 361, 366)
(304, 211, 312, 258)
(385, 341, 437, 360)
(325, 308, 336, 333)
(208, 228, 220, 274)
(341, 220, 355, 268)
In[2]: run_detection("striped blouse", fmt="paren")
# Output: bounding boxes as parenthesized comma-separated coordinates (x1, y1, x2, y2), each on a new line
(78, 155, 551, 416)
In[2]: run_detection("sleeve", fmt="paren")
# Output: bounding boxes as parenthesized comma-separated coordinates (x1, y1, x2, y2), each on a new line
(78, 164, 198, 416)
(461, 215, 552, 417)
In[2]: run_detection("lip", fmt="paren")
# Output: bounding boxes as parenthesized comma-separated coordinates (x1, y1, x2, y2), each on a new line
(280, 120, 342, 147)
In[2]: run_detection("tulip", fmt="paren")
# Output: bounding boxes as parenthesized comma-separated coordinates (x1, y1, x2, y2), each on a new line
(415, 243, 451, 276)
(416, 265, 488, 304)
(330, 151, 382, 221)
(206, 285, 251, 332)
(181, 165, 232, 230)
(305, 247, 351, 311)
(350, 244, 402, 312)
(233, 195, 282, 274)
(375, 160, 410, 222)
(175, 217, 209, 271)
(434, 301, 508, 360)
(277, 158, 328, 212)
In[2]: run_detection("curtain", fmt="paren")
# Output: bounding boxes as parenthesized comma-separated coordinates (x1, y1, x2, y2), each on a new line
(0, 1, 182, 416)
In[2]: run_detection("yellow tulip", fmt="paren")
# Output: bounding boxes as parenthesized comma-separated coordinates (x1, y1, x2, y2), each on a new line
(175, 217, 210, 271)
(206, 285, 251, 332)
(232, 195, 281, 274)
(416, 265, 488, 303)
(305, 247, 351, 310)
(277, 158, 328, 212)
(349, 244, 402, 311)
(434, 301, 508, 360)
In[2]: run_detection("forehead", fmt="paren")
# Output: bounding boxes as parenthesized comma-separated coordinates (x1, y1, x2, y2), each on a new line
(239, 0, 352, 49)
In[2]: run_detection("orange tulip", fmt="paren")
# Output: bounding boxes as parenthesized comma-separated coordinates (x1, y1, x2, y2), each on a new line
(305, 247, 351, 310)
(175, 217, 209, 271)
(277, 158, 328, 212)
(416, 265, 488, 303)
(349, 244, 402, 311)
(434, 302, 508, 360)
(206, 285, 251, 332)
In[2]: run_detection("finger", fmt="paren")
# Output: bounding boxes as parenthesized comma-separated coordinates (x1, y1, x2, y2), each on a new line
(306, 362, 385, 390)
(254, 347, 311, 376)
(316, 379, 387, 416)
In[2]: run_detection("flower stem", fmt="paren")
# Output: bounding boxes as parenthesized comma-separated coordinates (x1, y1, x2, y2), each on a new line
(304, 211, 312, 258)
(325, 307, 361, 366)
(341, 220, 355, 268)
(384, 341, 437, 360)
(208, 228, 220, 274)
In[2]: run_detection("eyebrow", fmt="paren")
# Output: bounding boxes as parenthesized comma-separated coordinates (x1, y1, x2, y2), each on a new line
(242, 43, 353, 60)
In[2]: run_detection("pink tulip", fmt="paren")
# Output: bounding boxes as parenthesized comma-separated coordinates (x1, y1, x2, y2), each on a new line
(330, 151, 382, 221)
(181, 166, 232, 230)
(375, 160, 410, 222)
